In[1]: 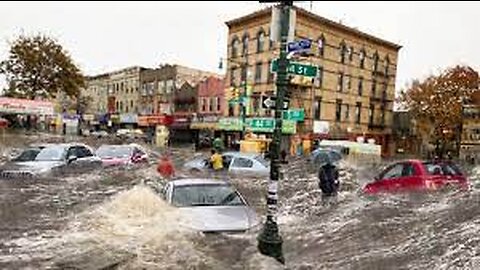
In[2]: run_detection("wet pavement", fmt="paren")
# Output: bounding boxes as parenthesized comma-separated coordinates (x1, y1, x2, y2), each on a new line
(1, 134, 479, 269)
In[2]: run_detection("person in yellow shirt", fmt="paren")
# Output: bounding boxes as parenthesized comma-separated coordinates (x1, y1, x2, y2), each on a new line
(210, 149, 224, 172)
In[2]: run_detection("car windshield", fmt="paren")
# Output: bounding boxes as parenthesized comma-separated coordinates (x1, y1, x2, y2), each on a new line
(254, 155, 269, 167)
(35, 146, 65, 161)
(96, 146, 132, 158)
(172, 184, 245, 207)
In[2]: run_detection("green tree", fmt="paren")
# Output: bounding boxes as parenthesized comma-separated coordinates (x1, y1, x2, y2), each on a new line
(398, 65, 479, 157)
(0, 34, 85, 100)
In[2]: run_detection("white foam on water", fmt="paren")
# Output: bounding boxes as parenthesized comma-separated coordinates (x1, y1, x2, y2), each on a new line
(36, 185, 221, 269)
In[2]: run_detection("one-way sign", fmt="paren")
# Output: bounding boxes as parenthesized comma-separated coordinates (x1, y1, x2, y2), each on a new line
(262, 96, 289, 110)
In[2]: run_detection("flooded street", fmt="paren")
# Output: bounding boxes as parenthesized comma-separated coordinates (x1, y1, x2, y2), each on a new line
(1, 135, 479, 269)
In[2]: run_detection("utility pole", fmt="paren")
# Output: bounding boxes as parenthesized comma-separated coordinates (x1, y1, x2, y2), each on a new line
(257, 0, 292, 265)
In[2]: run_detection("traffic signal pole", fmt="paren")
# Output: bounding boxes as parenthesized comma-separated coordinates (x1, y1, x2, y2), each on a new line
(257, 0, 292, 265)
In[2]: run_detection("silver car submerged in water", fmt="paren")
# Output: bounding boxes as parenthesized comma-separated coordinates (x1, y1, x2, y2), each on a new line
(0, 143, 102, 179)
(183, 152, 270, 177)
(161, 178, 259, 233)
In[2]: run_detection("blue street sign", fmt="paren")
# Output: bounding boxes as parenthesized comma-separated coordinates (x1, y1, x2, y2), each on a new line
(287, 39, 312, 53)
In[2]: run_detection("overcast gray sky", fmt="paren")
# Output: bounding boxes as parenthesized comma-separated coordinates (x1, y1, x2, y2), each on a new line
(0, 1, 479, 92)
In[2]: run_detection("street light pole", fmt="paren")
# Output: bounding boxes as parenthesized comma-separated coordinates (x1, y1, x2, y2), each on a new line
(257, 0, 292, 264)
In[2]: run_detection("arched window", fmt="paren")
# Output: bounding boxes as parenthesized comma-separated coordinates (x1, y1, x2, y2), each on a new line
(373, 51, 379, 71)
(257, 30, 265, 53)
(318, 35, 325, 56)
(242, 34, 249, 56)
(339, 41, 347, 64)
(359, 48, 366, 69)
(231, 37, 240, 58)
(385, 55, 390, 76)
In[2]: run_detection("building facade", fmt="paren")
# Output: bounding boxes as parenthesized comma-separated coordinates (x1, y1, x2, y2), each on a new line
(460, 91, 480, 161)
(224, 6, 401, 156)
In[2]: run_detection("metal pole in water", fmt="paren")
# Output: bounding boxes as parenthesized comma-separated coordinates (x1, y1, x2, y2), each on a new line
(257, 0, 292, 265)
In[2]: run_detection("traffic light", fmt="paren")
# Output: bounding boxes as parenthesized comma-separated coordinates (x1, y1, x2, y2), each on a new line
(232, 88, 240, 101)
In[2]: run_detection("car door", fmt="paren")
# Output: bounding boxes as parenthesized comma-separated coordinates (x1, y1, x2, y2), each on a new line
(396, 162, 423, 191)
(75, 145, 100, 170)
(229, 157, 255, 176)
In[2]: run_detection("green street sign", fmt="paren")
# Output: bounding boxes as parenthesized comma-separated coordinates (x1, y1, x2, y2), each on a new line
(245, 118, 296, 134)
(217, 117, 297, 134)
(283, 109, 305, 121)
(271, 59, 318, 78)
(218, 117, 243, 131)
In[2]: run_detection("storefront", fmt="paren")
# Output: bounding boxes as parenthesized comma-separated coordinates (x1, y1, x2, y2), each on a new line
(0, 97, 55, 131)
(170, 116, 194, 144)
(119, 113, 138, 129)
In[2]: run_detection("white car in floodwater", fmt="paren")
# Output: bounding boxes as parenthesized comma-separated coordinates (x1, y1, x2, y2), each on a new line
(161, 178, 259, 233)
(183, 152, 270, 177)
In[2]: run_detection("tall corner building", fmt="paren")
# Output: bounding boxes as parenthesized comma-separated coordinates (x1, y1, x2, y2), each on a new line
(224, 6, 401, 156)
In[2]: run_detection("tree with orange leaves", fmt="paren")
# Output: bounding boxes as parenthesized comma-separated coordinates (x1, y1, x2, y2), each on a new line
(398, 65, 479, 157)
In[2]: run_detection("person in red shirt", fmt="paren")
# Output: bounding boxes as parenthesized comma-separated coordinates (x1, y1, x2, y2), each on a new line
(157, 154, 175, 180)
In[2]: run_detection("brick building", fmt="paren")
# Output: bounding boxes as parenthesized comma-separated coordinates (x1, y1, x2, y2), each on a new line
(224, 6, 401, 156)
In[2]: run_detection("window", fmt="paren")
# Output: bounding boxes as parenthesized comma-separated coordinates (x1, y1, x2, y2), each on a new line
(380, 105, 385, 125)
(344, 104, 350, 121)
(75, 146, 94, 158)
(339, 42, 347, 63)
(255, 62, 262, 83)
(369, 104, 375, 124)
(242, 35, 249, 56)
(335, 99, 342, 122)
(267, 60, 275, 83)
(315, 67, 324, 88)
(228, 103, 234, 116)
(318, 35, 325, 56)
(257, 31, 265, 53)
(210, 97, 214, 112)
(381, 164, 405, 179)
(371, 79, 377, 97)
(166, 80, 174, 93)
(230, 68, 236, 87)
(130, 100, 134, 108)
(385, 56, 390, 76)
(241, 66, 247, 83)
(373, 52, 379, 71)
(231, 38, 240, 58)
(356, 102, 361, 124)
(349, 46, 354, 62)
(358, 77, 363, 96)
(125, 105, 129, 113)
(232, 157, 253, 168)
(359, 49, 366, 69)
(345, 74, 351, 91)
(201, 98, 207, 112)
(314, 98, 322, 120)
(216, 97, 221, 112)
(337, 72, 343, 92)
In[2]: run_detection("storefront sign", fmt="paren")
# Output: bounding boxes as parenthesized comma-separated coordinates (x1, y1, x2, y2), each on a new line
(138, 115, 174, 126)
(313, 121, 329, 134)
(120, 113, 138, 124)
(83, 114, 95, 121)
(0, 97, 54, 115)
